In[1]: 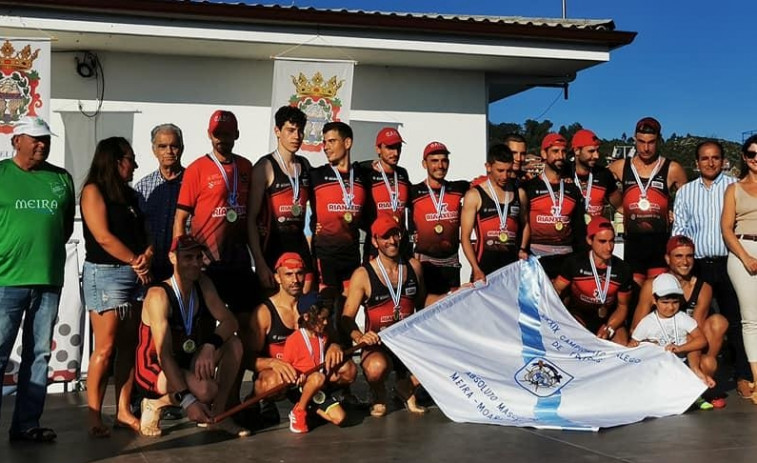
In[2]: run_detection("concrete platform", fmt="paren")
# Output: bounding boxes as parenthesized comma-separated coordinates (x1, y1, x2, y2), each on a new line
(2, 376, 757, 463)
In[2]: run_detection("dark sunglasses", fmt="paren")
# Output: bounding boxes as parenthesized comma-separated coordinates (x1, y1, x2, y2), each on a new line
(745, 150, 757, 159)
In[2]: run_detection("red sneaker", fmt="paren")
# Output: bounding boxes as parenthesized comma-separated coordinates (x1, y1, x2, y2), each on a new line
(711, 398, 727, 409)
(288, 406, 308, 433)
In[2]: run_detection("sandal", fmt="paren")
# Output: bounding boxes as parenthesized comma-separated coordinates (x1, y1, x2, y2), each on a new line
(87, 424, 111, 439)
(10, 427, 57, 443)
(139, 398, 162, 437)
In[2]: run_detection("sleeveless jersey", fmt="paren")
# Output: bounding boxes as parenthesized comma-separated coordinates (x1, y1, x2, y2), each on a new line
(621, 157, 672, 235)
(573, 165, 618, 218)
(135, 281, 215, 392)
(522, 175, 585, 248)
(555, 253, 633, 331)
(260, 153, 312, 237)
(309, 162, 368, 260)
(262, 299, 296, 360)
(363, 261, 419, 333)
(474, 182, 521, 263)
(359, 160, 411, 226)
(682, 277, 705, 318)
(410, 180, 469, 258)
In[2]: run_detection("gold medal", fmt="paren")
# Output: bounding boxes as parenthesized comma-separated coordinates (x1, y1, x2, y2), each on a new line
(638, 197, 651, 211)
(182, 339, 196, 354)
(291, 204, 302, 217)
(393, 307, 401, 322)
(584, 214, 591, 224)
(555, 221, 564, 231)
(598, 306, 608, 318)
(343, 211, 353, 223)
(434, 223, 444, 234)
(225, 208, 238, 223)
(498, 232, 508, 243)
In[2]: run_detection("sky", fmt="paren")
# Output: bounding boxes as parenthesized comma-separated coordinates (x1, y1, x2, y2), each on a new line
(262, 0, 754, 142)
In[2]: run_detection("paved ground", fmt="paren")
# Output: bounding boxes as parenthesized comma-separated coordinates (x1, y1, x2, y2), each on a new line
(2, 375, 757, 463)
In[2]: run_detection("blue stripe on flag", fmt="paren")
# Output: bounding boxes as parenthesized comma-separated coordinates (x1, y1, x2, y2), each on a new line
(517, 257, 589, 430)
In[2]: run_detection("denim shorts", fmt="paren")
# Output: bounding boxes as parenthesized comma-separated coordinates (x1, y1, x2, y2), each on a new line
(82, 261, 145, 314)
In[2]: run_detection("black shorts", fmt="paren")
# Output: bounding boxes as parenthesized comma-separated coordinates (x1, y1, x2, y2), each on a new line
(362, 345, 409, 377)
(477, 250, 518, 277)
(421, 262, 460, 294)
(316, 253, 360, 290)
(624, 233, 668, 277)
(205, 263, 264, 313)
(537, 254, 569, 281)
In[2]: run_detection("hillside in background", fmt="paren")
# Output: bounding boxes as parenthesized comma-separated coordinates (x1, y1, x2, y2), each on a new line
(489, 120, 743, 179)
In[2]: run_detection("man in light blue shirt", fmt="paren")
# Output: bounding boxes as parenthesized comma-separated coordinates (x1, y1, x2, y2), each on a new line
(672, 140, 752, 397)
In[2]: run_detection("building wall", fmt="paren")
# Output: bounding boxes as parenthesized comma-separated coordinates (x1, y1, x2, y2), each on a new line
(48, 51, 487, 278)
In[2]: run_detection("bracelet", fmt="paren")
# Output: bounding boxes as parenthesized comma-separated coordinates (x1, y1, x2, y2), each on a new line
(180, 393, 198, 410)
(206, 333, 223, 349)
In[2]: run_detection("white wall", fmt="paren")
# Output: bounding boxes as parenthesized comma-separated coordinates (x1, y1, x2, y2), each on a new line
(49, 50, 487, 280)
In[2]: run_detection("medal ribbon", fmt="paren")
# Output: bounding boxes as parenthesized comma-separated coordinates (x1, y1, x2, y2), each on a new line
(330, 163, 354, 210)
(209, 153, 238, 207)
(299, 328, 325, 366)
(541, 173, 564, 217)
(588, 251, 612, 305)
(654, 312, 679, 346)
(376, 257, 403, 311)
(425, 180, 446, 222)
(170, 275, 196, 336)
(574, 170, 593, 211)
(275, 149, 301, 205)
(486, 179, 510, 231)
(630, 157, 662, 199)
(378, 162, 400, 212)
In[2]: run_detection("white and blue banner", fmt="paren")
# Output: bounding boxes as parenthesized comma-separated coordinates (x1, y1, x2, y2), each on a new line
(380, 257, 705, 431)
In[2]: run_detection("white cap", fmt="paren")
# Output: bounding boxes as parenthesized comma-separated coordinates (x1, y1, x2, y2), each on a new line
(652, 273, 683, 297)
(12, 116, 55, 137)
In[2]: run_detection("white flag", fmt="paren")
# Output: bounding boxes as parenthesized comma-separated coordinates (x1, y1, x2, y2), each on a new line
(380, 257, 706, 431)
(0, 38, 52, 160)
(269, 58, 354, 154)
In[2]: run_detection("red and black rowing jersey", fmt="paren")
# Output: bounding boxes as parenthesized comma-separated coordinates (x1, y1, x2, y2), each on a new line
(572, 165, 618, 218)
(555, 253, 632, 332)
(309, 162, 368, 260)
(521, 175, 585, 249)
(363, 261, 420, 333)
(474, 181, 521, 266)
(136, 281, 215, 393)
(358, 160, 411, 226)
(621, 157, 672, 235)
(261, 299, 296, 360)
(410, 180, 469, 259)
(258, 153, 312, 237)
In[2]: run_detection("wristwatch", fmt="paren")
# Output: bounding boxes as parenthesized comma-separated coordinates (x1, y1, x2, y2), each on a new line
(173, 389, 190, 403)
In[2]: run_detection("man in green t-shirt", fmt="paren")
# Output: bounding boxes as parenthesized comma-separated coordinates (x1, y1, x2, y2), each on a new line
(0, 116, 74, 443)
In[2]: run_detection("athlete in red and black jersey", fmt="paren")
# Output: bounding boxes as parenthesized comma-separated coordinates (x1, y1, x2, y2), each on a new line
(310, 123, 368, 298)
(462, 144, 529, 282)
(608, 117, 688, 286)
(554, 218, 632, 345)
(359, 127, 412, 261)
(569, 129, 621, 219)
(410, 141, 470, 295)
(245, 253, 304, 401)
(135, 235, 247, 437)
(248, 106, 314, 292)
(342, 216, 427, 417)
(520, 133, 587, 280)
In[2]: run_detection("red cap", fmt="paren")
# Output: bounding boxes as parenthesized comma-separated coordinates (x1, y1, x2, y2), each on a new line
(170, 234, 207, 253)
(571, 129, 600, 150)
(423, 141, 450, 159)
(541, 133, 567, 151)
(371, 215, 401, 238)
(587, 216, 614, 238)
(635, 117, 661, 135)
(274, 252, 305, 270)
(375, 127, 404, 147)
(208, 110, 238, 134)
(666, 235, 695, 255)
